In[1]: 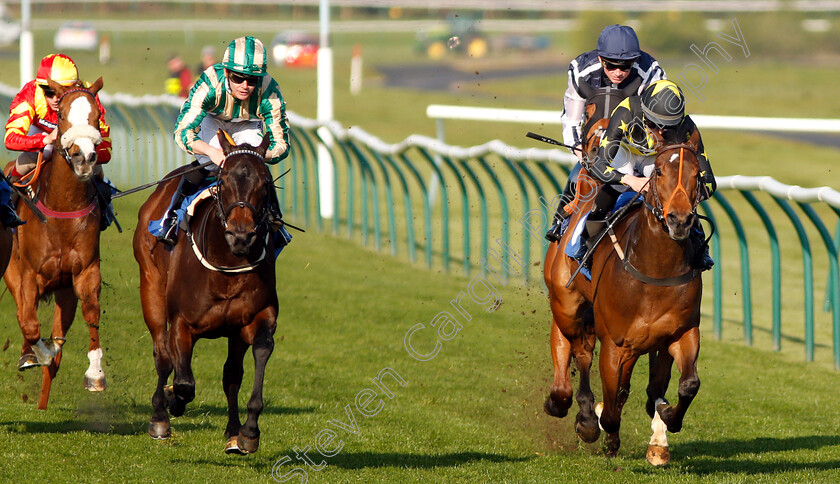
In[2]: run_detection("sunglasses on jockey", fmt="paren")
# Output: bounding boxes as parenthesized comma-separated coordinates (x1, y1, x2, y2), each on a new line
(228, 72, 260, 87)
(601, 58, 635, 72)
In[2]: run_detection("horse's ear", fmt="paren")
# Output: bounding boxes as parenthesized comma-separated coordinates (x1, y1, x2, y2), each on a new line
(217, 130, 235, 154)
(257, 134, 271, 156)
(88, 77, 104, 96)
(47, 78, 68, 98)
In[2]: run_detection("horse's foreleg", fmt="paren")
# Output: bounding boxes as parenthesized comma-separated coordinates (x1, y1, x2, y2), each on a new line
(596, 341, 638, 458)
(168, 320, 196, 417)
(238, 309, 276, 455)
(657, 326, 701, 434)
(645, 350, 674, 418)
(74, 265, 105, 392)
(222, 336, 248, 454)
(36, 288, 77, 410)
(13, 275, 49, 366)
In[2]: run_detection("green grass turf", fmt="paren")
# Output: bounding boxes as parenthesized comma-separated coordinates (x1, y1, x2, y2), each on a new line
(0, 196, 839, 482)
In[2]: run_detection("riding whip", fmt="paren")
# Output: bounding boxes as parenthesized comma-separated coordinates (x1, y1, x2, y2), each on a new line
(112, 159, 216, 199)
(526, 132, 586, 154)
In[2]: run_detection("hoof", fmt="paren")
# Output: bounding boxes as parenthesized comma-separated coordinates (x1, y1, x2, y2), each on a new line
(543, 394, 571, 419)
(84, 376, 107, 392)
(148, 421, 171, 440)
(237, 434, 259, 454)
(575, 414, 601, 443)
(646, 444, 670, 466)
(224, 436, 247, 455)
(18, 353, 39, 371)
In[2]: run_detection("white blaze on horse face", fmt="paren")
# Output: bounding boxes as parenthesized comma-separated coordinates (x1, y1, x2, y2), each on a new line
(66, 96, 97, 158)
(649, 398, 669, 448)
(669, 153, 680, 163)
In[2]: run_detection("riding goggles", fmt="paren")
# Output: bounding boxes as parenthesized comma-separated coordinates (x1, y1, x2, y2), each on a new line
(228, 72, 260, 87)
(39, 85, 58, 98)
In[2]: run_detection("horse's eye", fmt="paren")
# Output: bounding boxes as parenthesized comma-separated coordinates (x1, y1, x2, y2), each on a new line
(655, 167, 662, 177)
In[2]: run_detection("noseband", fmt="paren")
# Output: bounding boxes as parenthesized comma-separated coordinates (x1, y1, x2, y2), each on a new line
(647, 144, 702, 225)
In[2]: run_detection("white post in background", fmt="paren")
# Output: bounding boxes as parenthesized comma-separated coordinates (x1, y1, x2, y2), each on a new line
(317, 0, 335, 219)
(350, 44, 362, 96)
(19, 0, 33, 87)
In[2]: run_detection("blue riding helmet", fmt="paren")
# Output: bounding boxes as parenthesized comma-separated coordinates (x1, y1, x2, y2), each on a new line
(596, 25, 640, 61)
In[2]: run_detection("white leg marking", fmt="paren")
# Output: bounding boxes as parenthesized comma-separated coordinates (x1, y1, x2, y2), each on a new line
(594, 401, 605, 431)
(85, 348, 104, 381)
(649, 398, 669, 448)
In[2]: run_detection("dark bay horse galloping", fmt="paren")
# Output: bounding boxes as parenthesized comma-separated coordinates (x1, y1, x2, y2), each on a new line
(543, 141, 704, 466)
(134, 131, 278, 454)
(3, 78, 108, 410)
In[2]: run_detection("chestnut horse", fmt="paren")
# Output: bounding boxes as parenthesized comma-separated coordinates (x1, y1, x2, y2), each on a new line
(3, 78, 108, 410)
(543, 142, 704, 466)
(0, 222, 11, 279)
(133, 131, 278, 454)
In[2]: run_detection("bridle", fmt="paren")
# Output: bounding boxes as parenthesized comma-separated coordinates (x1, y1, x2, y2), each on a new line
(646, 144, 702, 226)
(213, 149, 271, 229)
(55, 88, 102, 165)
(188, 149, 272, 273)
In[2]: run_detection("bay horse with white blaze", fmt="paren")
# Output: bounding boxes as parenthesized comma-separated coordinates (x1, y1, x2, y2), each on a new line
(543, 139, 704, 466)
(3, 78, 108, 410)
(133, 131, 278, 454)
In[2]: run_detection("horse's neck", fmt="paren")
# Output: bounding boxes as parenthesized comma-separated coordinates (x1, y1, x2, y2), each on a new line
(624, 209, 691, 273)
(42, 155, 91, 209)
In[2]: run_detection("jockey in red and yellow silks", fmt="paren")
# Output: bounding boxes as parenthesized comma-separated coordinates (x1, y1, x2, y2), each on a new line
(4, 54, 118, 231)
(5, 54, 112, 168)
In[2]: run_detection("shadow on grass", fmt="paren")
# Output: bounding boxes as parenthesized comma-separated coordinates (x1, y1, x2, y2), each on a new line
(0, 405, 316, 436)
(663, 435, 840, 476)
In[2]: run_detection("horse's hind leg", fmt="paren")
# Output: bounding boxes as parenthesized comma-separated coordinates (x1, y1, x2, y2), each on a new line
(74, 265, 105, 392)
(222, 336, 249, 454)
(237, 309, 276, 454)
(168, 319, 197, 418)
(36, 288, 76, 410)
(544, 322, 574, 419)
(572, 312, 599, 443)
(655, 327, 701, 434)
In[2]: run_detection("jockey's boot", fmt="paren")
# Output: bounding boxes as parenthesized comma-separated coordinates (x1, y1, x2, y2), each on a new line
(545, 164, 581, 243)
(93, 175, 120, 232)
(266, 184, 284, 232)
(690, 222, 714, 271)
(157, 177, 196, 246)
